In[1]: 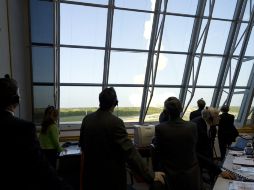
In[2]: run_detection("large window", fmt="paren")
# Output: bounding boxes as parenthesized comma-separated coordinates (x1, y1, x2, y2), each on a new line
(30, 0, 254, 127)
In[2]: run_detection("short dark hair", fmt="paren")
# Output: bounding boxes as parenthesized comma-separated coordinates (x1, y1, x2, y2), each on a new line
(99, 87, 118, 110)
(165, 97, 183, 119)
(0, 74, 19, 109)
(221, 105, 229, 113)
(197, 98, 206, 109)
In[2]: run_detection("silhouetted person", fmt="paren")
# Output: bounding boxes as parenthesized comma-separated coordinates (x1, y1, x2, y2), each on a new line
(190, 98, 206, 121)
(39, 105, 64, 168)
(218, 105, 239, 161)
(0, 74, 72, 190)
(79, 87, 164, 190)
(159, 96, 178, 123)
(191, 107, 235, 187)
(153, 97, 202, 190)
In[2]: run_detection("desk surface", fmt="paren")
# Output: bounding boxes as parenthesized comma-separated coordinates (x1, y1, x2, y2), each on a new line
(59, 144, 152, 157)
(213, 151, 254, 190)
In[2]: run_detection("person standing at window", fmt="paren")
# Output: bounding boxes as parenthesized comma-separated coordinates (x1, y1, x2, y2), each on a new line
(39, 105, 64, 168)
(153, 97, 202, 190)
(218, 105, 239, 161)
(79, 87, 165, 190)
(189, 98, 206, 121)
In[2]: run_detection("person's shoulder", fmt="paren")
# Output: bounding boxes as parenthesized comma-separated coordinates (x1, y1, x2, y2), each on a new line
(13, 117, 35, 128)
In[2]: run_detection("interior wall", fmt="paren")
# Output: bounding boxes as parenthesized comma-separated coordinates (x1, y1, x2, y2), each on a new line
(0, 0, 32, 121)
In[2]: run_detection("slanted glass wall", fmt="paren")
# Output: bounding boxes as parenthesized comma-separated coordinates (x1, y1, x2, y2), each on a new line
(30, 0, 254, 127)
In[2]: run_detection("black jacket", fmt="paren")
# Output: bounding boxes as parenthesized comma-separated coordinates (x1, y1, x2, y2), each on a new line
(79, 109, 153, 190)
(1, 110, 72, 190)
(153, 117, 201, 190)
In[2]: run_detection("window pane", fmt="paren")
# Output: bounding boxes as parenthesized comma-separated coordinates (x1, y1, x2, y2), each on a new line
(60, 3, 107, 46)
(243, 0, 254, 21)
(113, 87, 144, 122)
(33, 85, 54, 123)
(204, 20, 231, 54)
(115, 0, 154, 10)
(219, 89, 229, 107)
(167, 0, 198, 15)
(162, 16, 194, 52)
(212, 0, 237, 19)
(155, 53, 186, 85)
(184, 88, 214, 120)
(32, 47, 54, 83)
(60, 48, 104, 83)
(112, 10, 151, 49)
(236, 60, 253, 86)
(60, 86, 102, 123)
(245, 28, 254, 56)
(196, 56, 221, 86)
(225, 59, 237, 86)
(231, 91, 244, 119)
(30, 0, 53, 43)
(108, 52, 148, 84)
(144, 87, 180, 122)
(233, 23, 248, 56)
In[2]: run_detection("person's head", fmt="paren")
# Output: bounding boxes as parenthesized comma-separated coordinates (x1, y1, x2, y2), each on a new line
(197, 98, 206, 110)
(0, 74, 19, 111)
(221, 105, 229, 113)
(164, 97, 183, 120)
(41, 105, 58, 133)
(202, 107, 220, 126)
(99, 87, 118, 111)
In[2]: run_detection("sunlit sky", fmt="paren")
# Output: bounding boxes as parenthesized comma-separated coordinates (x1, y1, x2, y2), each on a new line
(31, 0, 254, 108)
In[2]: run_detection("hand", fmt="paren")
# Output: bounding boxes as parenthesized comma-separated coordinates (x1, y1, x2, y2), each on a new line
(154, 171, 166, 184)
(220, 171, 236, 180)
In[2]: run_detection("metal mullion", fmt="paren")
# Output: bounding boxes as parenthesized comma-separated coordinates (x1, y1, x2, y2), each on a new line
(226, 5, 254, 106)
(60, 0, 108, 9)
(236, 64, 254, 126)
(211, 0, 247, 108)
(144, 0, 168, 120)
(179, 0, 207, 106)
(102, 0, 114, 89)
(139, 0, 162, 124)
(183, 0, 215, 114)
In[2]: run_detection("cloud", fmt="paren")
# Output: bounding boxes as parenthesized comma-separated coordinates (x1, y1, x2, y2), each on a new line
(133, 74, 145, 84)
(150, 91, 177, 107)
(143, 0, 155, 41)
(129, 90, 143, 107)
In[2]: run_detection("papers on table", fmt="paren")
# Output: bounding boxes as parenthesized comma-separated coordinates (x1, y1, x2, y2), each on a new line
(229, 181, 254, 190)
(228, 150, 244, 156)
(233, 156, 254, 166)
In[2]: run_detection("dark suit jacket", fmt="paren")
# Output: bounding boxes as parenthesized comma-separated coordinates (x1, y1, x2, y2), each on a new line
(1, 110, 72, 190)
(191, 116, 221, 176)
(218, 113, 238, 143)
(189, 109, 203, 121)
(79, 109, 153, 190)
(153, 117, 201, 190)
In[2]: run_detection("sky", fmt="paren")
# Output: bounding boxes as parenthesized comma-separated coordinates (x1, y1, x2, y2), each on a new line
(31, 0, 254, 109)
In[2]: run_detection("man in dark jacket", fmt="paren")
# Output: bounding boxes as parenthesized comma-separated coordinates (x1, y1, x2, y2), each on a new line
(153, 97, 202, 190)
(79, 87, 164, 190)
(218, 105, 239, 161)
(189, 98, 206, 121)
(0, 74, 72, 190)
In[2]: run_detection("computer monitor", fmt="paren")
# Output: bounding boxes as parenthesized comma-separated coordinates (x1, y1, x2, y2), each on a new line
(134, 125, 155, 147)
